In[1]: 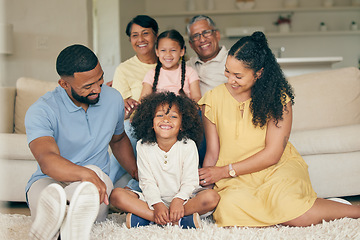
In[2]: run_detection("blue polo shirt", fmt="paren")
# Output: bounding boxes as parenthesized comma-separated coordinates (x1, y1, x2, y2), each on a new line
(25, 85, 124, 193)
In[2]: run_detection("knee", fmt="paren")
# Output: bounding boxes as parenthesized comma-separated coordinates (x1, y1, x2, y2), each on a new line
(202, 189, 220, 209)
(109, 187, 127, 207)
(85, 165, 113, 193)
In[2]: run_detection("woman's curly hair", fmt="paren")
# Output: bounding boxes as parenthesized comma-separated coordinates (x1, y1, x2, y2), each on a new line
(228, 31, 295, 128)
(131, 92, 203, 145)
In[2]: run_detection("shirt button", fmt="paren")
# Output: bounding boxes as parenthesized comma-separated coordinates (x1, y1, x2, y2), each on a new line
(164, 155, 167, 158)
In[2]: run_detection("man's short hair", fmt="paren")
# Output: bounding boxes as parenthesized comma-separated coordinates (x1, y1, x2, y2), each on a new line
(125, 15, 159, 37)
(56, 44, 98, 77)
(186, 15, 217, 35)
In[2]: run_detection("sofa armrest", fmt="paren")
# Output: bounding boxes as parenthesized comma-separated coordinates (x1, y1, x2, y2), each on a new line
(0, 133, 34, 160)
(0, 87, 16, 133)
(289, 124, 360, 156)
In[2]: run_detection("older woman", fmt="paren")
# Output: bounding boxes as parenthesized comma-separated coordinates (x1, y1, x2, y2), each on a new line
(109, 15, 158, 188)
(112, 15, 158, 119)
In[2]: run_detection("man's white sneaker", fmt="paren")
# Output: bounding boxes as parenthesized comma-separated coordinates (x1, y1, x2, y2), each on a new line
(60, 182, 100, 240)
(29, 183, 66, 240)
(327, 197, 352, 205)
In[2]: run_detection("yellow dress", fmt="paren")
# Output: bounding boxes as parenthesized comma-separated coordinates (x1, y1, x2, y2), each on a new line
(198, 84, 317, 227)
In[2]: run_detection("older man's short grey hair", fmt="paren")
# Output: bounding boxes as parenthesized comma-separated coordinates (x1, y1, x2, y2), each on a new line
(186, 15, 217, 35)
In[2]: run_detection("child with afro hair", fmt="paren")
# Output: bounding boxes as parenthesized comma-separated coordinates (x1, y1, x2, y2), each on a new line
(110, 92, 219, 228)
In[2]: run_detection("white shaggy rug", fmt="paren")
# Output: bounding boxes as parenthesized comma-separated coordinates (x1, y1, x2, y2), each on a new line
(1, 213, 360, 240)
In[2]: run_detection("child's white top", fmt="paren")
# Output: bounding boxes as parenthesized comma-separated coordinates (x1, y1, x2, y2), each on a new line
(136, 139, 200, 208)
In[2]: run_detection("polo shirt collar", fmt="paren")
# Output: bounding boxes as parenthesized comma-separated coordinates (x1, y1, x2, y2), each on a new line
(58, 86, 102, 113)
(194, 45, 227, 65)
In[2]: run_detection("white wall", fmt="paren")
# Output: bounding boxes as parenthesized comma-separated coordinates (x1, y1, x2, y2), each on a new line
(0, 0, 92, 87)
(93, 0, 122, 83)
(119, 0, 146, 64)
(94, 0, 147, 83)
(0, 0, 8, 86)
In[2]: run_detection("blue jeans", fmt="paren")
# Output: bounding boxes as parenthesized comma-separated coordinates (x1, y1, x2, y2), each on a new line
(198, 109, 206, 167)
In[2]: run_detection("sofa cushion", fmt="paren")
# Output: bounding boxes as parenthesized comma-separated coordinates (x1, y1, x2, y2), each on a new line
(289, 124, 360, 156)
(303, 151, 360, 198)
(0, 133, 35, 160)
(0, 87, 15, 133)
(14, 78, 58, 134)
(288, 67, 360, 131)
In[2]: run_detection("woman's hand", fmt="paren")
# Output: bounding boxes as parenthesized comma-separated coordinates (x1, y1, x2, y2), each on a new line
(124, 98, 139, 119)
(198, 165, 227, 186)
(169, 198, 185, 223)
(106, 81, 113, 87)
(153, 202, 170, 225)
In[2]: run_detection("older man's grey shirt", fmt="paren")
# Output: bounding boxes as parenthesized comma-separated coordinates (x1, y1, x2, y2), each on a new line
(187, 46, 228, 96)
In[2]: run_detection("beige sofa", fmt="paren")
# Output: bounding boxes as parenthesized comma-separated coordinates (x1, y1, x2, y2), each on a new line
(288, 67, 360, 198)
(0, 67, 359, 202)
(0, 78, 58, 202)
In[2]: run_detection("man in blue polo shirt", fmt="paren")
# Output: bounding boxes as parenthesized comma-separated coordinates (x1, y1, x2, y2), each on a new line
(25, 44, 137, 240)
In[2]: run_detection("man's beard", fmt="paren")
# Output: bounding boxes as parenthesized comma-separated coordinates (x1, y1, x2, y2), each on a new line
(71, 87, 100, 105)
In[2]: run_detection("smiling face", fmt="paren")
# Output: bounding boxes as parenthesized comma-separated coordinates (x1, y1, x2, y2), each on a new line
(225, 56, 261, 100)
(188, 19, 221, 63)
(156, 38, 185, 71)
(129, 23, 157, 57)
(59, 62, 104, 109)
(153, 103, 182, 143)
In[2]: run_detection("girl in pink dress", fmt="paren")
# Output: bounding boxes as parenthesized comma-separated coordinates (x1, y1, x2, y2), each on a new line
(140, 29, 201, 102)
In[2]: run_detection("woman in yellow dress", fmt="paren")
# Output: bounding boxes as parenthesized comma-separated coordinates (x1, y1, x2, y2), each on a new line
(198, 31, 360, 227)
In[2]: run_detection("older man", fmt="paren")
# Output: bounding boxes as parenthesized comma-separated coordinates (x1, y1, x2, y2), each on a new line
(187, 15, 228, 96)
(25, 44, 137, 240)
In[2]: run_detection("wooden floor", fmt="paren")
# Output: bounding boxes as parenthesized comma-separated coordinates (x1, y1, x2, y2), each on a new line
(1, 195, 360, 217)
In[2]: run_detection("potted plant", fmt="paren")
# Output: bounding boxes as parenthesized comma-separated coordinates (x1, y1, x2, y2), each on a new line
(235, 0, 255, 10)
(274, 14, 292, 33)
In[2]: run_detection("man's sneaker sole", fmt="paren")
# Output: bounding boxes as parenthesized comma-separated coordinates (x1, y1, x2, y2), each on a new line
(327, 197, 352, 205)
(29, 183, 66, 240)
(60, 182, 100, 240)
